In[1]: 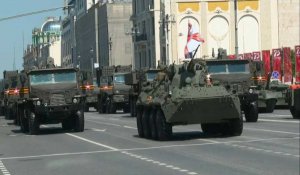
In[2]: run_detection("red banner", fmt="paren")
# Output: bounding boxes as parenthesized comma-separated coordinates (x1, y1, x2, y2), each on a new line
(272, 48, 282, 80)
(262, 50, 271, 78)
(296, 45, 300, 82)
(244, 53, 253, 60)
(283, 47, 292, 83)
(252, 51, 261, 61)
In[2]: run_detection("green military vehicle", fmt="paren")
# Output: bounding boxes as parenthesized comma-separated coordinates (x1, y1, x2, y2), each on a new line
(0, 79, 4, 116)
(2, 70, 20, 121)
(96, 65, 132, 114)
(206, 59, 259, 122)
(286, 84, 300, 119)
(125, 68, 160, 117)
(136, 59, 243, 140)
(17, 68, 85, 134)
(79, 71, 99, 112)
(251, 61, 289, 113)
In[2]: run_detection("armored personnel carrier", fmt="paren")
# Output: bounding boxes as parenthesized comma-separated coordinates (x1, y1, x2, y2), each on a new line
(286, 83, 300, 119)
(18, 68, 85, 134)
(136, 59, 243, 140)
(125, 68, 161, 117)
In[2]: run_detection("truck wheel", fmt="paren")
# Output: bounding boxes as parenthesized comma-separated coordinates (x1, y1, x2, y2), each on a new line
(62, 118, 74, 130)
(20, 109, 29, 133)
(245, 103, 258, 122)
(290, 107, 300, 119)
(74, 111, 84, 132)
(123, 105, 130, 113)
(28, 112, 39, 135)
(136, 107, 144, 137)
(149, 108, 158, 140)
(142, 108, 151, 139)
(155, 109, 172, 141)
(84, 105, 89, 112)
(107, 99, 116, 114)
(265, 99, 276, 113)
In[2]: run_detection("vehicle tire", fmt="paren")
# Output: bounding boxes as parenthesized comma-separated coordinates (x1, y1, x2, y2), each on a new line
(74, 110, 84, 132)
(290, 107, 300, 119)
(106, 98, 116, 114)
(201, 123, 222, 135)
(225, 116, 243, 136)
(142, 108, 151, 139)
(28, 111, 39, 135)
(149, 108, 158, 140)
(98, 99, 106, 114)
(136, 107, 144, 137)
(123, 105, 130, 113)
(20, 108, 29, 133)
(244, 102, 258, 122)
(84, 105, 89, 112)
(155, 109, 172, 141)
(62, 117, 74, 130)
(265, 99, 276, 113)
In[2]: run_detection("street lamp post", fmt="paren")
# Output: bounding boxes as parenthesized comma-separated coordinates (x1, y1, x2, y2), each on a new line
(108, 37, 112, 66)
(90, 47, 94, 76)
(234, 0, 239, 59)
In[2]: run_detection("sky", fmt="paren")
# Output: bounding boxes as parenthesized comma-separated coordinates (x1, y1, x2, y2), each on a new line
(0, 0, 64, 79)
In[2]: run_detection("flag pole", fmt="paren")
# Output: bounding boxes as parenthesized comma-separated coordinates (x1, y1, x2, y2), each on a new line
(234, 0, 239, 59)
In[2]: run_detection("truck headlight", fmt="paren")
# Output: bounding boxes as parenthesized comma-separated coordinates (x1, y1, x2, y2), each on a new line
(249, 88, 253, 94)
(36, 100, 41, 106)
(73, 98, 78, 104)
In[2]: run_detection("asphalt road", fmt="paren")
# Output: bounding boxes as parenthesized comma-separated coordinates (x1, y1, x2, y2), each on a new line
(0, 109, 299, 175)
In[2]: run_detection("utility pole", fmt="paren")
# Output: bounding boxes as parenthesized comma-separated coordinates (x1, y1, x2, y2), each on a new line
(234, 0, 239, 59)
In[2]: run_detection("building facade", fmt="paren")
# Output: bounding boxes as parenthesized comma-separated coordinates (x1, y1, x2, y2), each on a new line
(132, 0, 300, 68)
(23, 17, 62, 70)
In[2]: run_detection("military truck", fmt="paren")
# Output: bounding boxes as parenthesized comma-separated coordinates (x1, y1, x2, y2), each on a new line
(96, 65, 132, 114)
(17, 68, 85, 134)
(2, 70, 20, 120)
(125, 68, 161, 117)
(0, 79, 4, 116)
(136, 59, 243, 140)
(251, 61, 289, 113)
(286, 83, 300, 119)
(206, 59, 259, 122)
(79, 71, 99, 112)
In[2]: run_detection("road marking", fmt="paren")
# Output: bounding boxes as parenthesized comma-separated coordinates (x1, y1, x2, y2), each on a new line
(258, 119, 299, 124)
(122, 151, 198, 175)
(0, 160, 10, 175)
(1, 137, 298, 161)
(65, 133, 119, 151)
(123, 125, 137, 129)
(86, 119, 121, 127)
(228, 144, 299, 158)
(245, 127, 300, 135)
(197, 139, 220, 143)
(91, 128, 106, 132)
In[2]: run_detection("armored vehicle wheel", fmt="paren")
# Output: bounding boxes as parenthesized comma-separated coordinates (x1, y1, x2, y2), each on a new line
(149, 108, 158, 140)
(136, 107, 144, 137)
(123, 105, 130, 113)
(28, 112, 39, 135)
(142, 108, 151, 138)
(245, 103, 258, 122)
(266, 99, 276, 113)
(201, 123, 222, 135)
(290, 107, 300, 119)
(74, 111, 84, 132)
(225, 117, 243, 136)
(155, 109, 172, 141)
(62, 118, 74, 130)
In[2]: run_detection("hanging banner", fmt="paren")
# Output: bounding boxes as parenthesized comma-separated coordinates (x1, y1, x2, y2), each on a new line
(295, 45, 300, 82)
(283, 47, 292, 83)
(272, 48, 282, 80)
(244, 53, 253, 60)
(252, 51, 261, 61)
(238, 54, 244, 60)
(262, 50, 271, 78)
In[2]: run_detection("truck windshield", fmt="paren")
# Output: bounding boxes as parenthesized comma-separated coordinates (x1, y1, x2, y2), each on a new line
(30, 72, 76, 85)
(146, 72, 157, 81)
(208, 63, 249, 74)
(114, 74, 125, 84)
